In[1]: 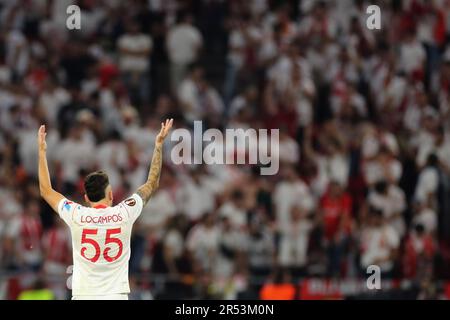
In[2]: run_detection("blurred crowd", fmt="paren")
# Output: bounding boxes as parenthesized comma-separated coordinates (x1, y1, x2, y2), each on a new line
(1, 0, 450, 299)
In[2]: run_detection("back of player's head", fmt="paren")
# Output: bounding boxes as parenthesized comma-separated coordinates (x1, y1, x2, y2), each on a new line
(84, 171, 110, 202)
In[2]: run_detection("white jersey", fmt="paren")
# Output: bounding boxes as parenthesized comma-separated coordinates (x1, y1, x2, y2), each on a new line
(57, 193, 143, 296)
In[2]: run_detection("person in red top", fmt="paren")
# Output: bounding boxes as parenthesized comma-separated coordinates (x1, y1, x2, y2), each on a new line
(42, 218, 72, 299)
(402, 223, 435, 280)
(4, 199, 43, 271)
(42, 218, 72, 275)
(318, 180, 353, 277)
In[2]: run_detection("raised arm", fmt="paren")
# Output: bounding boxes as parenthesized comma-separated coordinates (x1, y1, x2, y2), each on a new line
(136, 118, 173, 206)
(38, 125, 65, 212)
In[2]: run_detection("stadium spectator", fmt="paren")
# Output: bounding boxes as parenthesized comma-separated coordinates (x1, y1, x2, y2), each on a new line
(5, 199, 43, 271)
(167, 12, 203, 93)
(117, 19, 152, 107)
(186, 213, 220, 274)
(318, 180, 353, 277)
(359, 208, 400, 278)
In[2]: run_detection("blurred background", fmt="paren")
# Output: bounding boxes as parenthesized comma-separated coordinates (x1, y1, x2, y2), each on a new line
(1, 0, 450, 300)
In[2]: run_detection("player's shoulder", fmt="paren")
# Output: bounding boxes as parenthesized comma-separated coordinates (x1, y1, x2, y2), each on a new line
(57, 198, 86, 226)
(117, 193, 143, 210)
(59, 198, 81, 212)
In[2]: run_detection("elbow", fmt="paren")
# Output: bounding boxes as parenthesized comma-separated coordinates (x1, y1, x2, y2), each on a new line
(150, 183, 159, 195)
(39, 185, 50, 198)
(150, 179, 159, 192)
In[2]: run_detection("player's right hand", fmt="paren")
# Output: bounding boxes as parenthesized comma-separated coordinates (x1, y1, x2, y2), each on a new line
(38, 125, 47, 152)
(156, 118, 173, 145)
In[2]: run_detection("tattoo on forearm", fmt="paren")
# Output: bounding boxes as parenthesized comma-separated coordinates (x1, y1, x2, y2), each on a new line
(137, 143, 162, 205)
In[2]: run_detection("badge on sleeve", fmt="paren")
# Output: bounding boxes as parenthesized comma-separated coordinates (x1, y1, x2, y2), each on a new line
(125, 198, 136, 207)
(63, 200, 73, 211)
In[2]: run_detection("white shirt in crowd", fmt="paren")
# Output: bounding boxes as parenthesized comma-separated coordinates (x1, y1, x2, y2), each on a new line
(6, 30, 29, 77)
(164, 229, 184, 259)
(273, 179, 315, 232)
(366, 131, 399, 158)
(177, 78, 224, 121)
(399, 39, 426, 74)
(117, 33, 153, 73)
(6, 215, 42, 266)
(278, 218, 313, 267)
(308, 156, 332, 198)
(416, 134, 450, 170)
(39, 87, 71, 126)
(277, 135, 300, 164)
(55, 138, 95, 184)
(176, 178, 215, 222)
(368, 184, 407, 237)
(140, 190, 176, 237)
(167, 23, 202, 65)
(227, 24, 262, 69)
(414, 166, 439, 204)
(18, 128, 40, 177)
(216, 226, 244, 278)
(0, 187, 21, 218)
(326, 153, 350, 187)
(413, 207, 438, 234)
(363, 158, 402, 185)
(374, 75, 408, 112)
(218, 202, 247, 230)
(187, 223, 220, 270)
(403, 104, 435, 133)
(227, 28, 246, 69)
(96, 140, 129, 189)
(267, 55, 312, 94)
(360, 224, 400, 272)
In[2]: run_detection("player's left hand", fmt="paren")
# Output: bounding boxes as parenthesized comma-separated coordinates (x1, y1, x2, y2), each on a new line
(156, 118, 173, 145)
(38, 125, 47, 152)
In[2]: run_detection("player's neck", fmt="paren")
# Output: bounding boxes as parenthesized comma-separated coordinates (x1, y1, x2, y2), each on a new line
(90, 199, 111, 208)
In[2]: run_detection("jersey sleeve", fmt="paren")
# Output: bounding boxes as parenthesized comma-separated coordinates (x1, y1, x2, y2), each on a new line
(57, 198, 77, 226)
(119, 193, 144, 223)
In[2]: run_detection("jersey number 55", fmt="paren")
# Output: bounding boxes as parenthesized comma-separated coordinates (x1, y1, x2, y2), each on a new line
(80, 228, 123, 263)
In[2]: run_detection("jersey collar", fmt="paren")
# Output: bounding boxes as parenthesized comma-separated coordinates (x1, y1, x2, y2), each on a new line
(93, 204, 108, 209)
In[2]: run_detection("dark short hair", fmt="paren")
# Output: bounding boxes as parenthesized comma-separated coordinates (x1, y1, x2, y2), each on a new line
(374, 180, 388, 194)
(426, 153, 439, 167)
(369, 206, 383, 218)
(231, 189, 244, 201)
(84, 171, 110, 202)
(415, 223, 425, 235)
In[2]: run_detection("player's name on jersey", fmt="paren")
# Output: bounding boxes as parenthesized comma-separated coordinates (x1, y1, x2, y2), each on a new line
(80, 213, 123, 224)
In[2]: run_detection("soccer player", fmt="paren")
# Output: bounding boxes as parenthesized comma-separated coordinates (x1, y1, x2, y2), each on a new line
(38, 119, 173, 300)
